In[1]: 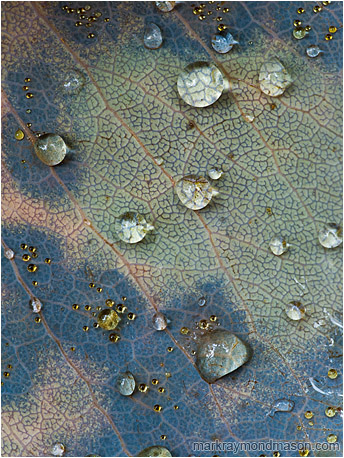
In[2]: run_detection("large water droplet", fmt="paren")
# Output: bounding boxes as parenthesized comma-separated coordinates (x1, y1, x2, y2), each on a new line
(195, 330, 252, 383)
(211, 30, 238, 54)
(62, 69, 85, 92)
(177, 61, 225, 107)
(268, 398, 295, 417)
(116, 371, 135, 396)
(152, 312, 168, 331)
(285, 301, 305, 321)
(306, 44, 323, 58)
(115, 212, 154, 244)
(155, 1, 175, 12)
(318, 223, 343, 248)
(34, 133, 67, 166)
(175, 175, 219, 210)
(4, 248, 14, 260)
(208, 168, 223, 180)
(259, 59, 293, 97)
(138, 446, 172, 457)
(97, 309, 121, 330)
(30, 297, 42, 313)
(52, 443, 65, 457)
(144, 23, 163, 49)
(269, 236, 289, 256)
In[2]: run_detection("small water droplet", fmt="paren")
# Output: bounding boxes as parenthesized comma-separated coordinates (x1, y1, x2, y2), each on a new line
(268, 398, 295, 417)
(30, 297, 42, 313)
(286, 301, 305, 321)
(318, 223, 343, 248)
(62, 69, 85, 92)
(259, 59, 293, 97)
(155, 156, 164, 165)
(27, 264, 38, 272)
(329, 26, 337, 33)
(138, 446, 172, 457)
(15, 129, 25, 141)
(52, 443, 65, 457)
(138, 383, 148, 392)
(153, 404, 162, 412)
(293, 26, 307, 39)
(177, 61, 225, 107)
(211, 29, 238, 54)
(195, 330, 252, 383)
(327, 434, 337, 444)
(180, 326, 189, 335)
(116, 371, 135, 396)
(114, 212, 154, 244)
(144, 23, 163, 50)
(306, 44, 322, 58)
(198, 296, 207, 307)
(175, 175, 218, 210)
(152, 312, 168, 331)
(327, 368, 338, 379)
(325, 406, 336, 417)
(304, 410, 313, 419)
(269, 236, 289, 256)
(97, 309, 121, 330)
(34, 133, 67, 166)
(208, 168, 223, 180)
(4, 248, 14, 260)
(244, 114, 255, 123)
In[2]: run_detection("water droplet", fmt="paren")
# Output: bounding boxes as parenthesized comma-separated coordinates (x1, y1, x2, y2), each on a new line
(4, 248, 14, 260)
(268, 398, 295, 417)
(195, 330, 252, 383)
(211, 29, 238, 54)
(167, 346, 174, 352)
(304, 410, 313, 419)
(306, 44, 322, 58)
(52, 443, 65, 457)
(138, 446, 172, 457)
(180, 326, 189, 335)
(327, 434, 337, 444)
(325, 406, 336, 417)
(297, 7, 305, 14)
(269, 236, 289, 256)
(153, 404, 162, 412)
(329, 26, 337, 33)
(127, 312, 136, 320)
(115, 212, 154, 244)
(325, 33, 333, 41)
(208, 168, 223, 180)
(286, 301, 305, 321)
(34, 133, 67, 166)
(15, 129, 24, 141)
(45, 258, 51, 264)
(152, 312, 167, 331)
(138, 383, 148, 392)
(27, 264, 38, 272)
(198, 296, 207, 307)
(155, 1, 175, 12)
(318, 223, 343, 248)
(144, 23, 163, 50)
(30, 297, 42, 313)
(116, 371, 135, 396)
(177, 61, 225, 107)
(259, 59, 293, 97)
(175, 175, 219, 210)
(327, 368, 337, 379)
(293, 26, 307, 39)
(62, 69, 85, 92)
(97, 309, 121, 330)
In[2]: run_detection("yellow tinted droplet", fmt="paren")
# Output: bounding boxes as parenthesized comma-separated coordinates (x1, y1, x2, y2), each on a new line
(167, 346, 174, 352)
(3, 372, 10, 377)
(22, 254, 30, 261)
(106, 299, 115, 307)
(293, 26, 307, 40)
(72, 304, 79, 310)
(87, 33, 95, 39)
(116, 304, 127, 313)
(44, 258, 51, 264)
(308, 421, 313, 426)
(15, 129, 25, 141)
(199, 319, 208, 329)
(161, 435, 167, 440)
(34, 133, 67, 166)
(151, 378, 159, 385)
(138, 383, 148, 392)
(325, 406, 336, 417)
(293, 19, 302, 26)
(20, 243, 27, 250)
(32, 281, 38, 286)
(273, 452, 280, 457)
(34, 317, 41, 323)
(27, 264, 37, 272)
(128, 312, 136, 320)
(89, 282, 95, 288)
(84, 305, 91, 311)
(313, 5, 322, 12)
(209, 315, 217, 322)
(296, 425, 302, 431)
(26, 93, 33, 98)
(325, 34, 333, 40)
(174, 405, 179, 410)
(304, 411, 313, 419)
(304, 25, 311, 31)
(28, 246, 36, 252)
(299, 450, 309, 457)
(180, 327, 189, 335)
(24, 77, 31, 83)
(97, 309, 121, 330)
(328, 368, 337, 379)
(158, 387, 165, 393)
(199, 14, 206, 20)
(109, 333, 120, 342)
(329, 26, 337, 33)
(327, 434, 337, 443)
(223, 7, 229, 13)
(97, 287, 102, 293)
(154, 404, 162, 412)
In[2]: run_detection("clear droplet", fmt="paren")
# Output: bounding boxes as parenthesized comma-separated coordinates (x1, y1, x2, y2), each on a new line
(116, 371, 135, 396)
(177, 61, 225, 107)
(259, 59, 293, 97)
(198, 296, 207, 307)
(269, 236, 289, 256)
(208, 168, 223, 180)
(114, 212, 154, 244)
(97, 309, 121, 330)
(195, 330, 252, 383)
(34, 133, 67, 166)
(155, 156, 164, 165)
(268, 398, 295, 417)
(155, 1, 175, 12)
(175, 175, 219, 210)
(285, 301, 305, 321)
(4, 248, 14, 260)
(30, 297, 42, 313)
(15, 129, 25, 141)
(318, 223, 343, 248)
(138, 446, 172, 457)
(152, 312, 167, 331)
(62, 69, 85, 92)
(306, 44, 323, 58)
(52, 443, 65, 457)
(293, 26, 307, 39)
(211, 29, 238, 54)
(144, 23, 163, 50)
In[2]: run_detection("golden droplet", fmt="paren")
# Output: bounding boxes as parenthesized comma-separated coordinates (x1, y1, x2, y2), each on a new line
(3, 372, 10, 377)
(199, 14, 206, 20)
(325, 33, 333, 40)
(22, 254, 30, 261)
(322, 0, 332, 4)
(26, 93, 34, 99)
(26, 123, 32, 128)
(193, 7, 202, 14)
(15, 129, 25, 141)
(21, 159, 26, 163)
(216, 16, 223, 21)
(209, 315, 217, 322)
(75, 21, 82, 26)
(293, 19, 301, 26)
(299, 450, 310, 457)
(297, 7, 305, 13)
(296, 425, 302, 431)
(28, 246, 36, 252)
(167, 347, 174, 352)
(217, 23, 227, 31)
(24, 77, 31, 83)
(165, 372, 171, 379)
(96, 306, 102, 311)
(304, 411, 313, 419)
(151, 378, 159, 385)
(328, 368, 337, 379)
(87, 33, 95, 39)
(89, 282, 95, 288)
(313, 5, 322, 12)
(160, 435, 167, 440)
(83, 326, 89, 332)
(27, 264, 37, 272)
(138, 383, 148, 393)
(31, 252, 38, 258)
(308, 421, 314, 426)
(94, 11, 102, 17)
(72, 304, 79, 310)
(153, 404, 162, 412)
(70, 346, 76, 351)
(199, 319, 208, 329)
(97, 287, 102, 293)
(128, 312, 136, 320)
(223, 7, 229, 13)
(329, 26, 337, 33)
(109, 333, 120, 342)
(305, 25, 311, 31)
(7, 364, 12, 369)
(158, 387, 165, 393)
(85, 305, 91, 311)
(266, 207, 272, 215)
(122, 296, 127, 301)
(180, 327, 189, 335)
(20, 243, 27, 250)
(22, 85, 29, 91)
(34, 317, 41, 323)
(325, 406, 336, 417)
(174, 405, 179, 410)
(32, 281, 38, 286)
(106, 299, 115, 307)
(44, 258, 51, 264)
(273, 452, 280, 457)
(117, 304, 127, 313)
(104, 18, 110, 22)
(327, 434, 337, 444)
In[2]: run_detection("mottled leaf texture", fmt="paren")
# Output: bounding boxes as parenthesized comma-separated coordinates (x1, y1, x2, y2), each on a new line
(1, 2, 343, 457)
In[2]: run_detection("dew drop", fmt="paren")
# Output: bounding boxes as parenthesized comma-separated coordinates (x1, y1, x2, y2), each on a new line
(268, 398, 295, 417)
(138, 446, 172, 457)
(304, 410, 313, 419)
(259, 59, 293, 97)
(211, 29, 238, 54)
(155, 1, 175, 12)
(269, 236, 289, 256)
(195, 330, 252, 383)
(4, 248, 14, 260)
(208, 168, 223, 180)
(34, 133, 67, 166)
(293, 26, 307, 40)
(152, 312, 168, 331)
(180, 326, 189, 335)
(15, 129, 25, 141)
(27, 264, 38, 272)
(115, 211, 154, 244)
(175, 175, 218, 210)
(30, 297, 42, 313)
(285, 301, 305, 321)
(329, 26, 337, 33)
(325, 406, 336, 417)
(116, 371, 135, 396)
(155, 156, 164, 165)
(97, 309, 121, 330)
(62, 69, 85, 92)
(52, 443, 65, 457)
(306, 44, 322, 58)
(144, 23, 163, 50)
(198, 296, 207, 307)
(109, 333, 120, 342)
(327, 434, 337, 444)
(138, 383, 148, 392)
(318, 223, 343, 248)
(327, 368, 337, 379)
(153, 404, 162, 412)
(177, 61, 225, 107)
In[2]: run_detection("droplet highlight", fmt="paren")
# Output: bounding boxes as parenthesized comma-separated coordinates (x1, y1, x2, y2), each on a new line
(138, 446, 172, 457)
(285, 301, 305, 321)
(116, 371, 135, 396)
(152, 312, 168, 331)
(318, 223, 343, 248)
(4, 248, 14, 260)
(306, 44, 322, 58)
(30, 298, 42, 313)
(62, 69, 85, 92)
(97, 309, 121, 330)
(269, 236, 289, 256)
(211, 29, 238, 54)
(155, 1, 175, 12)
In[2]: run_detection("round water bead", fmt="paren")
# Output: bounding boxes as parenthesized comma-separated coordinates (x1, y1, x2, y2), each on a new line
(259, 59, 293, 97)
(268, 398, 295, 417)
(116, 371, 135, 396)
(211, 29, 238, 54)
(15, 129, 25, 141)
(208, 168, 223, 180)
(138, 446, 172, 457)
(52, 443, 65, 457)
(306, 44, 322, 58)
(34, 133, 67, 166)
(152, 312, 168, 331)
(195, 330, 252, 383)
(4, 248, 14, 260)
(327, 368, 337, 379)
(97, 309, 121, 330)
(62, 69, 85, 92)
(144, 23, 163, 49)
(318, 223, 343, 248)
(327, 434, 337, 444)
(325, 406, 336, 417)
(115, 212, 154, 244)
(198, 296, 207, 307)
(175, 175, 219, 210)
(30, 297, 42, 313)
(269, 236, 289, 256)
(293, 26, 307, 39)
(286, 301, 305, 321)
(155, 1, 175, 12)
(177, 61, 225, 107)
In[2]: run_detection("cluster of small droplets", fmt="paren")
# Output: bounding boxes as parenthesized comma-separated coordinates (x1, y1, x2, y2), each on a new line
(192, 2, 229, 21)
(61, 4, 109, 39)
